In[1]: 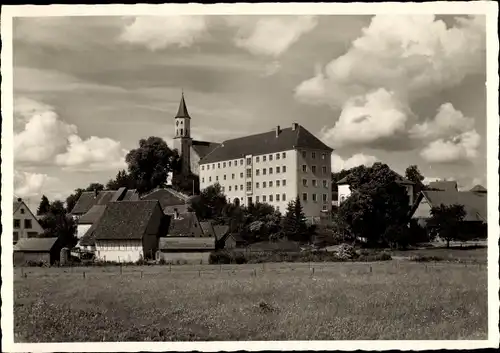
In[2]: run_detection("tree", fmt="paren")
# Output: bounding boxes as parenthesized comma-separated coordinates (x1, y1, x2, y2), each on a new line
(85, 183, 105, 192)
(172, 172, 199, 196)
(65, 188, 84, 214)
(283, 197, 308, 242)
(405, 165, 424, 185)
(240, 202, 282, 242)
(106, 170, 136, 190)
(36, 195, 51, 216)
(427, 204, 466, 248)
(125, 136, 180, 194)
(188, 183, 227, 221)
(38, 200, 77, 248)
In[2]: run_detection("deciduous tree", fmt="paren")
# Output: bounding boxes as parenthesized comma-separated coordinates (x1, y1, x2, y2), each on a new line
(38, 201, 77, 248)
(188, 183, 227, 221)
(427, 204, 466, 248)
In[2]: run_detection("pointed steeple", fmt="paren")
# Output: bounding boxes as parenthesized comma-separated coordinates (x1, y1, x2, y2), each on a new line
(175, 91, 191, 119)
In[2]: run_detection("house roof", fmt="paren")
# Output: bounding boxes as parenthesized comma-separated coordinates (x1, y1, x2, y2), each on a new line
(93, 200, 162, 240)
(421, 190, 487, 222)
(159, 237, 215, 251)
(192, 140, 220, 159)
(469, 184, 487, 193)
(77, 205, 107, 224)
(141, 188, 189, 209)
(213, 225, 230, 239)
(14, 237, 58, 252)
(175, 93, 191, 119)
(200, 221, 215, 237)
(227, 233, 246, 244)
(167, 212, 203, 237)
(337, 172, 413, 185)
(428, 181, 458, 192)
(199, 124, 333, 164)
(70, 189, 139, 215)
(13, 199, 22, 213)
(164, 204, 189, 215)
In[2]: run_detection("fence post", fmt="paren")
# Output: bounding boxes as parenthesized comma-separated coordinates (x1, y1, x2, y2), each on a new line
(83, 271, 86, 279)
(21, 268, 24, 277)
(120, 264, 123, 275)
(369, 265, 372, 273)
(170, 263, 172, 272)
(198, 270, 201, 277)
(141, 271, 143, 279)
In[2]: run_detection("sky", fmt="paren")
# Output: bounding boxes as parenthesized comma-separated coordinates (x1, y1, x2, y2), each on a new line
(12, 14, 487, 210)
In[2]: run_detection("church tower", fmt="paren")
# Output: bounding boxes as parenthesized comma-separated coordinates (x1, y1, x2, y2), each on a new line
(173, 92, 192, 176)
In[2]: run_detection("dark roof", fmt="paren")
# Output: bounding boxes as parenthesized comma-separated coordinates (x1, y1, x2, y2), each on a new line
(469, 185, 487, 193)
(14, 237, 58, 252)
(164, 204, 189, 215)
(94, 200, 162, 240)
(175, 93, 191, 119)
(213, 225, 230, 239)
(192, 140, 220, 159)
(167, 212, 203, 237)
(77, 205, 107, 224)
(227, 233, 246, 244)
(422, 190, 487, 222)
(428, 181, 458, 192)
(13, 200, 22, 213)
(200, 221, 215, 237)
(70, 189, 139, 215)
(141, 188, 188, 209)
(337, 172, 414, 185)
(199, 124, 333, 164)
(159, 237, 215, 251)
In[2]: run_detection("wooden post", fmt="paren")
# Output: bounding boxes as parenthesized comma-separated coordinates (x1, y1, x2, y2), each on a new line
(169, 263, 172, 272)
(369, 265, 372, 273)
(141, 271, 143, 279)
(21, 268, 24, 277)
(120, 264, 123, 275)
(254, 269, 257, 277)
(83, 271, 86, 279)
(198, 270, 201, 277)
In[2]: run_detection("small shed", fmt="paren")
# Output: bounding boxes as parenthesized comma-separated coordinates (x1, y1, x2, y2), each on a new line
(157, 237, 215, 264)
(224, 233, 247, 249)
(14, 237, 61, 266)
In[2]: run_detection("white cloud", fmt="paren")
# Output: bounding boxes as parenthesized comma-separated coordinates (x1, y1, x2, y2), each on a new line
(320, 89, 412, 148)
(14, 170, 58, 199)
(420, 130, 481, 163)
(228, 16, 318, 57)
(261, 61, 282, 77)
(119, 16, 208, 50)
(15, 97, 128, 171)
(295, 15, 486, 107)
(331, 153, 378, 173)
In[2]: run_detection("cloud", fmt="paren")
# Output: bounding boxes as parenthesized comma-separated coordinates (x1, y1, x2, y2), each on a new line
(320, 89, 413, 148)
(331, 153, 378, 173)
(119, 16, 208, 50)
(14, 170, 58, 199)
(420, 130, 481, 163)
(261, 61, 282, 77)
(228, 16, 318, 57)
(14, 97, 128, 171)
(295, 15, 485, 108)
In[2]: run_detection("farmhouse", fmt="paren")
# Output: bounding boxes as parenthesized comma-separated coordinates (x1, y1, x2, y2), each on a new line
(70, 187, 139, 220)
(156, 237, 216, 264)
(140, 187, 190, 215)
(13, 198, 44, 245)
(92, 200, 167, 262)
(14, 237, 62, 266)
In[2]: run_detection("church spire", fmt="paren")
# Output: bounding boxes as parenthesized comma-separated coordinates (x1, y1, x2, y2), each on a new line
(175, 91, 191, 119)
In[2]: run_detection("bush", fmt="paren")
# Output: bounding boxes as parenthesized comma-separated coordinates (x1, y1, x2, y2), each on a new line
(209, 250, 247, 264)
(411, 255, 444, 262)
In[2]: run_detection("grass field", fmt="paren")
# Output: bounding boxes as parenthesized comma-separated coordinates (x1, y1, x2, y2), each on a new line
(14, 260, 488, 342)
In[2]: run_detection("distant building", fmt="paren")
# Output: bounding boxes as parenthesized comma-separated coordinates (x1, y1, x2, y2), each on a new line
(140, 187, 190, 215)
(427, 180, 459, 192)
(156, 237, 215, 264)
(70, 187, 139, 220)
(13, 198, 44, 245)
(165, 211, 204, 237)
(223, 233, 247, 249)
(13, 237, 61, 266)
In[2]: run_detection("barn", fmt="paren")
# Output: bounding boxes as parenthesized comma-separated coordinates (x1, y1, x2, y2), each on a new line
(156, 237, 216, 264)
(14, 237, 61, 266)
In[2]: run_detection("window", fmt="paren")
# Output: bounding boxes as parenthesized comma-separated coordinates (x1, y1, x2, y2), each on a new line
(207, 165, 210, 170)
(229, 186, 232, 191)
(312, 180, 317, 187)
(240, 184, 243, 190)
(222, 186, 225, 192)
(322, 153, 326, 160)
(302, 165, 307, 173)
(256, 196, 260, 202)
(263, 169, 267, 175)
(276, 153, 280, 160)
(229, 161, 232, 167)
(312, 166, 317, 173)
(235, 185, 238, 191)
(202, 177, 205, 183)
(323, 194, 327, 202)
(256, 156, 260, 163)
(256, 169, 260, 176)
(323, 180, 327, 188)
(246, 169, 252, 178)
(240, 159, 244, 165)
(218, 163, 221, 169)
(312, 152, 316, 159)
(256, 182, 260, 189)
(209, 176, 212, 182)
(246, 182, 252, 191)
(263, 155, 267, 162)
(303, 179, 308, 187)
(276, 180, 280, 187)
(14, 219, 20, 229)
(269, 181, 273, 187)
(283, 179, 287, 186)
(223, 162, 226, 168)
(212, 164, 215, 169)
(232, 173, 235, 180)
(302, 151, 307, 158)
(246, 157, 252, 165)
(263, 195, 267, 202)
(24, 219, 32, 229)
(269, 195, 273, 202)
(263, 181, 267, 188)
(302, 193, 308, 201)
(276, 194, 280, 202)
(216, 176, 219, 181)
(240, 172, 244, 178)
(269, 154, 273, 161)
(276, 166, 280, 173)
(202, 165, 205, 171)
(322, 166, 327, 174)
(282, 152, 286, 159)
(283, 166, 286, 173)
(269, 167, 273, 175)
(13, 232, 19, 243)
(224, 175, 227, 180)
(312, 194, 317, 202)
(282, 193, 286, 201)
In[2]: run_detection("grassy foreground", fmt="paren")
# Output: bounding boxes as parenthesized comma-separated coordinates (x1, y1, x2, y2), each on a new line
(14, 261, 487, 341)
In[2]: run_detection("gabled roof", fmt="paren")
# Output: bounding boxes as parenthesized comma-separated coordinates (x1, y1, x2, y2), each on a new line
(226, 233, 246, 244)
(70, 189, 139, 215)
(421, 190, 487, 222)
(14, 237, 58, 252)
(13, 199, 22, 213)
(469, 184, 487, 193)
(78, 205, 107, 225)
(141, 188, 189, 209)
(167, 212, 203, 237)
(213, 225, 230, 240)
(93, 200, 162, 240)
(199, 124, 333, 164)
(175, 93, 191, 119)
(427, 180, 458, 192)
(192, 140, 220, 159)
(200, 221, 215, 237)
(159, 237, 215, 251)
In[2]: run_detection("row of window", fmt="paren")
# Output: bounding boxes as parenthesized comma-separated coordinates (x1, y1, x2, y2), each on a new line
(302, 179, 329, 188)
(202, 159, 245, 171)
(97, 241, 141, 250)
(302, 165, 328, 174)
(255, 166, 287, 176)
(14, 219, 32, 229)
(254, 152, 287, 163)
(253, 193, 329, 203)
(301, 151, 328, 160)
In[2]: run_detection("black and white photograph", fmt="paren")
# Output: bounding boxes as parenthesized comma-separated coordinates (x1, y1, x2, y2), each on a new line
(1, 2, 498, 350)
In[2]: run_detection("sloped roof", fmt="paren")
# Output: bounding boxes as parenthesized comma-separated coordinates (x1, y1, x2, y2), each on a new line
(14, 237, 58, 252)
(167, 212, 203, 237)
(93, 200, 162, 240)
(70, 189, 139, 215)
(428, 181, 458, 192)
(141, 188, 188, 209)
(200, 221, 215, 237)
(422, 190, 487, 222)
(78, 205, 107, 224)
(159, 237, 215, 251)
(470, 185, 487, 193)
(164, 204, 189, 215)
(213, 225, 230, 240)
(192, 140, 220, 159)
(175, 93, 191, 119)
(13, 199, 22, 213)
(199, 124, 333, 164)
(227, 233, 246, 244)
(337, 172, 413, 185)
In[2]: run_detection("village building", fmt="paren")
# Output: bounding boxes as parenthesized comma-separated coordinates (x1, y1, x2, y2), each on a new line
(223, 233, 247, 249)
(13, 198, 44, 245)
(13, 237, 62, 266)
(156, 237, 216, 264)
(140, 187, 190, 215)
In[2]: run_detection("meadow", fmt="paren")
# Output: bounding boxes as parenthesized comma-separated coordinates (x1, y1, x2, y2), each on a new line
(14, 259, 488, 342)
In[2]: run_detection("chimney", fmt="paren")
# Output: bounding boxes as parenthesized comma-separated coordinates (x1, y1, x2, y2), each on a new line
(275, 125, 280, 137)
(174, 208, 179, 220)
(292, 122, 298, 131)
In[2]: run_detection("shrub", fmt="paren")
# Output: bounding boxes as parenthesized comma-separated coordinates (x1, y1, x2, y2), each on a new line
(411, 255, 444, 262)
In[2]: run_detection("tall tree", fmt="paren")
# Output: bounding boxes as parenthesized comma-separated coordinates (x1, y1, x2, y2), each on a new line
(85, 183, 105, 192)
(106, 170, 136, 190)
(36, 195, 51, 216)
(405, 165, 425, 185)
(188, 183, 227, 221)
(283, 197, 308, 242)
(65, 188, 84, 214)
(125, 136, 180, 193)
(38, 200, 77, 248)
(427, 204, 466, 248)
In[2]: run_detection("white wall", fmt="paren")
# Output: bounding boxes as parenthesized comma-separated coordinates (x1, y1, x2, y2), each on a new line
(95, 239, 143, 263)
(338, 184, 351, 204)
(76, 224, 91, 239)
(412, 196, 432, 219)
(13, 201, 44, 243)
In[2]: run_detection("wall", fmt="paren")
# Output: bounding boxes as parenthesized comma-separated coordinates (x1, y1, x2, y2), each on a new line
(338, 184, 351, 204)
(76, 224, 92, 239)
(143, 205, 163, 258)
(295, 148, 332, 219)
(13, 202, 44, 244)
(190, 146, 201, 176)
(200, 157, 247, 205)
(412, 196, 432, 219)
(95, 239, 143, 262)
(157, 251, 211, 264)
